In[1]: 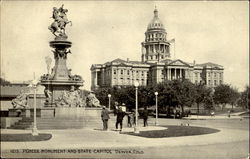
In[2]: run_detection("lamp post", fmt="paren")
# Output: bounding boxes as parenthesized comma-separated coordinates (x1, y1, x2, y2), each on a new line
(134, 81, 139, 134)
(108, 94, 111, 110)
(31, 79, 39, 136)
(154, 92, 158, 126)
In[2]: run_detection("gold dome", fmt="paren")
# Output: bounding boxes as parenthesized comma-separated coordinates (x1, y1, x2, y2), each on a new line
(147, 8, 165, 31)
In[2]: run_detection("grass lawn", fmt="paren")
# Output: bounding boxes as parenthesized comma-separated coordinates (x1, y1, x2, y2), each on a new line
(124, 125, 220, 138)
(1, 133, 52, 142)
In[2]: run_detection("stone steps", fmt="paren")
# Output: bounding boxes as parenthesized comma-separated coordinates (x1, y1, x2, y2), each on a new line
(9, 116, 117, 130)
(8, 107, 123, 130)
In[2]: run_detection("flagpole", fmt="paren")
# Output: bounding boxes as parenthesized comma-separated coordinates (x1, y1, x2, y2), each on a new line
(169, 38, 175, 60)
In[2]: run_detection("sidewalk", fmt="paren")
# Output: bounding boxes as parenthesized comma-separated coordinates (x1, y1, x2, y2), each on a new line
(183, 115, 243, 120)
(1, 119, 249, 159)
(1, 124, 248, 149)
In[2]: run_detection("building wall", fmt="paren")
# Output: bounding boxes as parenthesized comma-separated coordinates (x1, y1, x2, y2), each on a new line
(91, 64, 224, 90)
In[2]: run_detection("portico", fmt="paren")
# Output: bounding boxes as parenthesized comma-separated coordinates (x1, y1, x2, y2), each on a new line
(166, 67, 186, 80)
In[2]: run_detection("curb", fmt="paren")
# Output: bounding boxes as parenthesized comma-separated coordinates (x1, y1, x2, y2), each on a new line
(182, 117, 244, 120)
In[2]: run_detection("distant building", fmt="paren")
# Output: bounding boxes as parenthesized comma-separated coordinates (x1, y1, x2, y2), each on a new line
(91, 8, 224, 90)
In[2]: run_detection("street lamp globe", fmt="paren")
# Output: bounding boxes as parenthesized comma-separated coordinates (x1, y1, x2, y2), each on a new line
(108, 94, 111, 98)
(134, 81, 139, 87)
(32, 79, 39, 86)
(155, 92, 158, 96)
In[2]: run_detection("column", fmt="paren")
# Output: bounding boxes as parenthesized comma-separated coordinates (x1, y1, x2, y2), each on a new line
(169, 68, 172, 80)
(117, 69, 120, 86)
(183, 69, 185, 79)
(130, 70, 133, 85)
(168, 68, 170, 80)
(95, 70, 98, 87)
(163, 44, 166, 54)
(180, 69, 182, 79)
(174, 68, 177, 79)
(101, 68, 105, 86)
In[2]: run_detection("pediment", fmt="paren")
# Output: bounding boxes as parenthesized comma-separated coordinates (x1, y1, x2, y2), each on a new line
(168, 59, 190, 67)
(116, 63, 129, 67)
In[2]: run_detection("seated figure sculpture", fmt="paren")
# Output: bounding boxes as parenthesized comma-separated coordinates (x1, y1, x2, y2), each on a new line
(56, 86, 84, 107)
(86, 92, 100, 107)
(12, 90, 28, 109)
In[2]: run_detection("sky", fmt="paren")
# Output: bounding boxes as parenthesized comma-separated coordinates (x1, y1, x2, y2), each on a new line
(1, 1, 249, 91)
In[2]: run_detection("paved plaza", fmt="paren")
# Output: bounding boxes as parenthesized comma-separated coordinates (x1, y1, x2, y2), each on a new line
(1, 116, 249, 159)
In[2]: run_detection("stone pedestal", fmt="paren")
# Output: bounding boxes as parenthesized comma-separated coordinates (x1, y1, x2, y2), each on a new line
(40, 40, 83, 107)
(8, 108, 55, 118)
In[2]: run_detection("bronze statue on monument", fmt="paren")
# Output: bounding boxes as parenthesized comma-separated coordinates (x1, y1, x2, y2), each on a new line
(48, 4, 72, 40)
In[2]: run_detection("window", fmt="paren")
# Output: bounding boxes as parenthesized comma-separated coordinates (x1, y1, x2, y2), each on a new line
(208, 80, 211, 85)
(195, 73, 198, 78)
(127, 70, 130, 75)
(208, 72, 210, 77)
(114, 70, 116, 74)
(121, 70, 123, 75)
(214, 80, 217, 86)
(220, 80, 222, 84)
(142, 72, 144, 76)
(214, 73, 216, 78)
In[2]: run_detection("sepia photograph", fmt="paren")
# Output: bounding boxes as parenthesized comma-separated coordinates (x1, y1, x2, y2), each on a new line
(0, 1, 249, 158)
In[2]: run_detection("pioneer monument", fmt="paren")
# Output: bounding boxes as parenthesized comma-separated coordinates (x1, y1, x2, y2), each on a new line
(40, 5, 84, 107)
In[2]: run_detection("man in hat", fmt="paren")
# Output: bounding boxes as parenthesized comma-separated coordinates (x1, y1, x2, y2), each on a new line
(101, 106, 110, 130)
(115, 104, 126, 131)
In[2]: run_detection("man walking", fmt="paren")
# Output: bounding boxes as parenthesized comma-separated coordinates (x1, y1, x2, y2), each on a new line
(116, 106, 126, 131)
(143, 107, 149, 127)
(101, 106, 110, 131)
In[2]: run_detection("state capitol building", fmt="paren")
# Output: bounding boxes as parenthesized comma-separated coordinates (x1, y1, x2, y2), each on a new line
(91, 8, 224, 90)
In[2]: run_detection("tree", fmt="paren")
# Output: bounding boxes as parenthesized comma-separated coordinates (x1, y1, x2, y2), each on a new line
(214, 84, 241, 110)
(169, 79, 196, 116)
(0, 77, 11, 85)
(228, 87, 240, 110)
(237, 86, 249, 110)
(94, 87, 112, 106)
(203, 88, 215, 112)
(194, 83, 209, 114)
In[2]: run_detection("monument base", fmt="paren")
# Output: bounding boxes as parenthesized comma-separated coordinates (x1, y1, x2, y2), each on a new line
(38, 107, 108, 129)
(44, 102, 56, 107)
(8, 108, 56, 118)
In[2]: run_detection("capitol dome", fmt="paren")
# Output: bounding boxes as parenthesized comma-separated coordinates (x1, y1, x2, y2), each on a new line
(147, 8, 165, 31)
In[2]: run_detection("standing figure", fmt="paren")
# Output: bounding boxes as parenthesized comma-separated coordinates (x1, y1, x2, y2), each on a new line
(127, 111, 134, 127)
(228, 110, 231, 118)
(101, 106, 110, 130)
(44, 89, 52, 103)
(113, 102, 119, 116)
(115, 106, 126, 131)
(142, 107, 149, 127)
